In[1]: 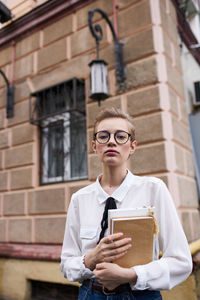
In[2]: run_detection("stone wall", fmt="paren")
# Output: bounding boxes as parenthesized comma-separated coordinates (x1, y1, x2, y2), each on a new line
(0, 0, 200, 299)
(0, 0, 199, 250)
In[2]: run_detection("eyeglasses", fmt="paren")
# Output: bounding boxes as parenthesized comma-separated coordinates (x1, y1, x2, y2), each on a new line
(94, 130, 132, 144)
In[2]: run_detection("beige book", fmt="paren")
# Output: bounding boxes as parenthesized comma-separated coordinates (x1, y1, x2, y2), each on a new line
(110, 215, 155, 268)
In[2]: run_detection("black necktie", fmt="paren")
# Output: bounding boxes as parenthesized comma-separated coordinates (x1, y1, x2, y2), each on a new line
(98, 197, 117, 243)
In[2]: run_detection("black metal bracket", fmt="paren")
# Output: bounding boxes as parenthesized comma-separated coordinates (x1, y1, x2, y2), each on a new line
(88, 8, 126, 90)
(0, 69, 14, 118)
(0, 1, 13, 23)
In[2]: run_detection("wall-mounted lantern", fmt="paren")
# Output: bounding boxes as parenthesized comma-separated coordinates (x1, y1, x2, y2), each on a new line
(0, 69, 15, 118)
(89, 59, 108, 103)
(88, 8, 126, 106)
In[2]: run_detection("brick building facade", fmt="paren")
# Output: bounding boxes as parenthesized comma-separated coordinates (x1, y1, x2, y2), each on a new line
(0, 0, 200, 299)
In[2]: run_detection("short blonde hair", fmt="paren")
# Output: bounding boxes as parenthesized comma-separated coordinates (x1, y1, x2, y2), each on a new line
(93, 107, 135, 140)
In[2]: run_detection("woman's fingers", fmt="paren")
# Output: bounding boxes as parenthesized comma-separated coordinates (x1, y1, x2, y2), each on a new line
(111, 237, 131, 249)
(97, 233, 132, 263)
(103, 237, 132, 250)
(103, 250, 128, 262)
(102, 232, 124, 244)
(101, 233, 131, 246)
(104, 242, 132, 257)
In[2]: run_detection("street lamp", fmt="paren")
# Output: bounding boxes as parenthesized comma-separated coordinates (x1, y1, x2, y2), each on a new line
(89, 58, 108, 103)
(88, 8, 125, 106)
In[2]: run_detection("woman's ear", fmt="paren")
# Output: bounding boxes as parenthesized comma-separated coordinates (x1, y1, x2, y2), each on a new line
(130, 140, 137, 155)
(92, 140, 96, 152)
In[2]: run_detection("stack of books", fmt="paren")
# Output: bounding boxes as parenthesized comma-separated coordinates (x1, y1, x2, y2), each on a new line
(108, 207, 158, 268)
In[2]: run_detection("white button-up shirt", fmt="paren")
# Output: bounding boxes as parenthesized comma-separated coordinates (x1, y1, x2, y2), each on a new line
(60, 170, 192, 290)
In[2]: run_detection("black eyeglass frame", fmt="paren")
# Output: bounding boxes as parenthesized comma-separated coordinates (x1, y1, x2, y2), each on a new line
(94, 130, 133, 144)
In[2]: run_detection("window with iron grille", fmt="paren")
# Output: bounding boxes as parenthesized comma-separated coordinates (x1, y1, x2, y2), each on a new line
(30, 280, 79, 300)
(30, 78, 87, 184)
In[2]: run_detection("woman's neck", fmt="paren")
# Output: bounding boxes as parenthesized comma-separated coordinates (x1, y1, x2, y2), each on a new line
(100, 166, 128, 195)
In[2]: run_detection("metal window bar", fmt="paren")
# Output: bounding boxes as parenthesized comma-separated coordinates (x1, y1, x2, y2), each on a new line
(30, 78, 87, 185)
(47, 120, 64, 179)
(29, 78, 85, 125)
(70, 111, 88, 179)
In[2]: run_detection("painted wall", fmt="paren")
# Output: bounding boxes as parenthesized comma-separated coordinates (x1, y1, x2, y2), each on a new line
(0, 258, 199, 300)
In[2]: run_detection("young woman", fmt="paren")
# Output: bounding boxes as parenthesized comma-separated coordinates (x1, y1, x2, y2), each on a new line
(60, 107, 192, 300)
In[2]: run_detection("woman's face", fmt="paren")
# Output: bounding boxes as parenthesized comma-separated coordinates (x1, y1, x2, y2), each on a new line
(92, 118, 136, 167)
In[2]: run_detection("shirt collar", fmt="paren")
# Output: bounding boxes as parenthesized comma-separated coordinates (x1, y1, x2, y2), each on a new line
(96, 169, 134, 204)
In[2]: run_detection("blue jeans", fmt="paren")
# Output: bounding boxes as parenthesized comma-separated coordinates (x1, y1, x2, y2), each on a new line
(78, 280, 162, 300)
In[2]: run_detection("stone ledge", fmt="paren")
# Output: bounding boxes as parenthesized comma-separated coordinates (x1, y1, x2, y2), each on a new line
(0, 243, 62, 261)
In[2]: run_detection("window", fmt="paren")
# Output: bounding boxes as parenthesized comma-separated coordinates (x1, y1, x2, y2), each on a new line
(189, 111, 200, 201)
(30, 280, 79, 300)
(180, 0, 200, 42)
(189, 0, 200, 43)
(30, 78, 87, 184)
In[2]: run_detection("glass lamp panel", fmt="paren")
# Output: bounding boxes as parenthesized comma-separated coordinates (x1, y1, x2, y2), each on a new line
(90, 60, 108, 99)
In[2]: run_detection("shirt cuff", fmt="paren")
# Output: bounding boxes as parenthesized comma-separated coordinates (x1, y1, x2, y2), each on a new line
(130, 266, 148, 290)
(80, 255, 93, 280)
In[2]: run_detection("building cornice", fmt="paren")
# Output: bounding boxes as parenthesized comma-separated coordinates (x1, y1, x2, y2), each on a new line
(1, 0, 199, 65)
(0, 0, 93, 49)
(171, 0, 200, 65)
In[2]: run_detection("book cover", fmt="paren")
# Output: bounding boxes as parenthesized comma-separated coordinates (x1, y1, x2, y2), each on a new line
(108, 207, 157, 268)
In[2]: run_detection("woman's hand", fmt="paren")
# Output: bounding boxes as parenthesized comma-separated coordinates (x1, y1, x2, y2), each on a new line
(84, 233, 132, 271)
(93, 262, 137, 290)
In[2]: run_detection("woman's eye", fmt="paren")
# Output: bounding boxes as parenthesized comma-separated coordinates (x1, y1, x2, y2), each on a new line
(117, 135, 125, 140)
(99, 135, 108, 139)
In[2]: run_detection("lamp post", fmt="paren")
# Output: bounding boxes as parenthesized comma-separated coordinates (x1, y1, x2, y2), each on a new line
(88, 8, 125, 106)
(0, 69, 15, 118)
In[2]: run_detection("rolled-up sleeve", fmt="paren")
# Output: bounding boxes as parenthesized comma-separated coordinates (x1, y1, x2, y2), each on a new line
(60, 194, 93, 282)
(131, 181, 192, 290)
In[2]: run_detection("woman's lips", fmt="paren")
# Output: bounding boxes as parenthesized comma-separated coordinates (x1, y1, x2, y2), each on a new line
(105, 150, 119, 155)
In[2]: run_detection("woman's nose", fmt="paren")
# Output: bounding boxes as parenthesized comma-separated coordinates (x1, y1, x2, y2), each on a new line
(107, 133, 116, 145)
